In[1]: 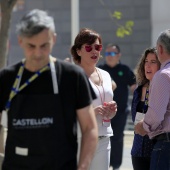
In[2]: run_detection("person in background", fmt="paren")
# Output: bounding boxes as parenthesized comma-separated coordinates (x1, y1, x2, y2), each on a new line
(0, 9, 98, 170)
(98, 44, 136, 170)
(70, 28, 117, 170)
(131, 47, 161, 170)
(135, 29, 170, 170)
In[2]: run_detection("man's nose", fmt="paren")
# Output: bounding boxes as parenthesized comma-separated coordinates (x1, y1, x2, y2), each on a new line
(34, 48, 43, 57)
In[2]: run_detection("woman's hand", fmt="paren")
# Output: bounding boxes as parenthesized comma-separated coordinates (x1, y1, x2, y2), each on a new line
(94, 101, 117, 120)
(93, 101, 117, 119)
(103, 101, 117, 119)
(93, 105, 105, 116)
(134, 120, 147, 136)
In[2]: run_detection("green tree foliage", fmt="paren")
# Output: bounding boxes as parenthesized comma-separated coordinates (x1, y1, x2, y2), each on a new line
(99, 0, 134, 38)
(112, 11, 134, 38)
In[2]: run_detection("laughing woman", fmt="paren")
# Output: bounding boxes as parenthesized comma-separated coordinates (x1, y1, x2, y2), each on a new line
(70, 28, 117, 170)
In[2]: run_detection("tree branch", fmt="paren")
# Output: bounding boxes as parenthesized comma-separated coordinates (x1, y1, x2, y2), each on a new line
(0, 0, 17, 11)
(99, 0, 121, 27)
(0, 0, 17, 68)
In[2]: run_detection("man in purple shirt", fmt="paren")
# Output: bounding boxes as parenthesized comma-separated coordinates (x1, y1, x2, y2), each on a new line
(135, 29, 170, 170)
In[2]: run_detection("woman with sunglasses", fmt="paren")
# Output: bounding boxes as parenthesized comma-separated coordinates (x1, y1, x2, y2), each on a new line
(70, 28, 117, 170)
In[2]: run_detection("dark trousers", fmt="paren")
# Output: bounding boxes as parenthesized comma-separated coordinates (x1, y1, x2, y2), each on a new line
(110, 111, 128, 168)
(150, 140, 170, 170)
(132, 156, 150, 170)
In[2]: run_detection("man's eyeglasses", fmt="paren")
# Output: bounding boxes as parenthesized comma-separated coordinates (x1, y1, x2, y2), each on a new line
(84, 44, 102, 52)
(105, 52, 119, 57)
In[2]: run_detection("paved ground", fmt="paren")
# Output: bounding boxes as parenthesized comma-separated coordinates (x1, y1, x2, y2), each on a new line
(109, 130, 134, 170)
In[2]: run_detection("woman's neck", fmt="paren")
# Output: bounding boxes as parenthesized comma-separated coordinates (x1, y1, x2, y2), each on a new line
(143, 82, 150, 87)
(79, 63, 96, 77)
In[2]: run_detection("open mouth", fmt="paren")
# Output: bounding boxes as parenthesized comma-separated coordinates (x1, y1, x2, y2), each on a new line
(91, 56, 97, 59)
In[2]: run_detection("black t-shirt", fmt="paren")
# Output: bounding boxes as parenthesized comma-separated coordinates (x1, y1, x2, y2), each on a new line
(98, 63, 136, 112)
(0, 59, 96, 168)
(0, 60, 96, 147)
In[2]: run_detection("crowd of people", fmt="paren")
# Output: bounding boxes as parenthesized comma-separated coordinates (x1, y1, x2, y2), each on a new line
(0, 8, 170, 170)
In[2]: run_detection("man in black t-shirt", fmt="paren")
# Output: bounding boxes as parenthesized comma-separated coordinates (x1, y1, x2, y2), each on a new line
(98, 44, 136, 170)
(0, 9, 98, 170)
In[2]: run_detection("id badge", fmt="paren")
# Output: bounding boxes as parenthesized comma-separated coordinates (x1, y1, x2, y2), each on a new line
(15, 146, 28, 156)
(1, 110, 8, 128)
(134, 112, 145, 125)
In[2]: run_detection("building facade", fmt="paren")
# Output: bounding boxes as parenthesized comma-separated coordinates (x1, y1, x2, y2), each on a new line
(8, 0, 151, 69)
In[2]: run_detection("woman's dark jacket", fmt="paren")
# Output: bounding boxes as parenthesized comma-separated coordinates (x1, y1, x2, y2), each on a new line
(131, 85, 154, 157)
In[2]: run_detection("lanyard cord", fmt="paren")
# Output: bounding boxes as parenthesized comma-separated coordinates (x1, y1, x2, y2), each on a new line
(91, 68, 105, 105)
(6, 60, 50, 111)
(94, 84, 105, 105)
(94, 68, 110, 123)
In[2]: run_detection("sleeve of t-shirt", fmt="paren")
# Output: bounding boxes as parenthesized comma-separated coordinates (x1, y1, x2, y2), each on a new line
(0, 64, 18, 113)
(75, 70, 96, 109)
(87, 76, 97, 100)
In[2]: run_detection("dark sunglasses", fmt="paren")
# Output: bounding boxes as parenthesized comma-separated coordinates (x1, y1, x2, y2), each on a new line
(84, 44, 102, 52)
(105, 52, 119, 57)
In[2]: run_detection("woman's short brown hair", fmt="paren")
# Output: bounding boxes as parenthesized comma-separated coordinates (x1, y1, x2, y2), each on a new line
(70, 28, 102, 64)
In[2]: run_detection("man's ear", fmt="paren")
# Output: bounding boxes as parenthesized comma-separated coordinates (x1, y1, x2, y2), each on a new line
(157, 44, 163, 56)
(118, 52, 121, 59)
(159, 44, 164, 54)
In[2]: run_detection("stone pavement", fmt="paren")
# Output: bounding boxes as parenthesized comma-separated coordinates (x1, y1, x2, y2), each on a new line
(109, 130, 134, 170)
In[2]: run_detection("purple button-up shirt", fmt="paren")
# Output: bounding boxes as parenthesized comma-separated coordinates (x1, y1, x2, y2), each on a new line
(143, 59, 170, 139)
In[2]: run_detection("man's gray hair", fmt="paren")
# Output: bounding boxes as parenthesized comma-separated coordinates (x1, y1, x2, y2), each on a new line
(16, 9, 56, 37)
(157, 29, 170, 54)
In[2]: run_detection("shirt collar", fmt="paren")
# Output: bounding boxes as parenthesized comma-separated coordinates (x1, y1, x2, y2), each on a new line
(161, 59, 170, 69)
